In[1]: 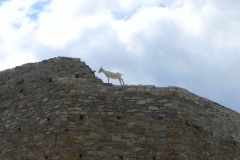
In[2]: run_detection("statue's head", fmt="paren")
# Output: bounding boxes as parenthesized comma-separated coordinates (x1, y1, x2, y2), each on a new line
(98, 66, 103, 73)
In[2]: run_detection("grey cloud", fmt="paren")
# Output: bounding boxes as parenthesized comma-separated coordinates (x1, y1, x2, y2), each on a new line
(120, 16, 240, 112)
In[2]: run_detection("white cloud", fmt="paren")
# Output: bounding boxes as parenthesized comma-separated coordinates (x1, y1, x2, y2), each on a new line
(1, 0, 240, 112)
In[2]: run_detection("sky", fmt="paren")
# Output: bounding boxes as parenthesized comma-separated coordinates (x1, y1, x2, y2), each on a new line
(0, 0, 240, 113)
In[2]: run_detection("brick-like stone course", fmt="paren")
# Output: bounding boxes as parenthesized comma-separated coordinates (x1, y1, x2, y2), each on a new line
(0, 57, 239, 160)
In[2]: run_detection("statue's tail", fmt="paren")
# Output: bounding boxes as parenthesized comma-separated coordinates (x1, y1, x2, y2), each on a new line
(118, 72, 125, 75)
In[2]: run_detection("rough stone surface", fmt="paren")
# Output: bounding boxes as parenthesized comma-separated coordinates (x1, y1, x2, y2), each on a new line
(0, 57, 240, 160)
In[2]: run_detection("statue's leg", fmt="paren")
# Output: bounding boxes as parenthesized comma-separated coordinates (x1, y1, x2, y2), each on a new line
(108, 78, 109, 83)
(118, 78, 122, 85)
(121, 78, 124, 85)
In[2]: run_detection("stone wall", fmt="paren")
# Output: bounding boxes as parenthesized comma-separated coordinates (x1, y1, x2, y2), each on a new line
(0, 57, 239, 160)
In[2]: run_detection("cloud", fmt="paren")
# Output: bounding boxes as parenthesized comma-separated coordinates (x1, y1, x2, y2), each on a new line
(28, 0, 51, 21)
(1, 0, 240, 112)
(0, 0, 9, 6)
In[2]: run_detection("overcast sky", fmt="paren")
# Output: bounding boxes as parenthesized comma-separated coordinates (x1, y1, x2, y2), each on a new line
(0, 0, 240, 113)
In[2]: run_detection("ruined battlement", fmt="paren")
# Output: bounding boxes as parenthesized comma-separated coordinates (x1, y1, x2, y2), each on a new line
(0, 57, 239, 160)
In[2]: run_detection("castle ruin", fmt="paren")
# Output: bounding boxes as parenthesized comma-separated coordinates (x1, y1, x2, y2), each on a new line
(0, 57, 239, 160)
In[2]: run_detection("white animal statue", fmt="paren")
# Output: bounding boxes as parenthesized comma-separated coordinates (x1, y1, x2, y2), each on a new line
(98, 66, 125, 85)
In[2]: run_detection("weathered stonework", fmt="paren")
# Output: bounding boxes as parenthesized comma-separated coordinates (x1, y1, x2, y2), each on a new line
(0, 57, 239, 160)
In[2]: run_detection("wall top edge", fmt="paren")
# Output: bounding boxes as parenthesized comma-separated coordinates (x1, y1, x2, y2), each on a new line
(0, 56, 239, 115)
(111, 84, 239, 115)
(0, 56, 81, 74)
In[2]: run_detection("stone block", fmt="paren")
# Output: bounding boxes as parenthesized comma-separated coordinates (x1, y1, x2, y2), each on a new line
(164, 103, 173, 107)
(148, 106, 158, 111)
(64, 101, 71, 104)
(136, 100, 146, 104)
(68, 111, 79, 114)
(61, 111, 68, 115)
(73, 107, 82, 110)
(147, 98, 154, 103)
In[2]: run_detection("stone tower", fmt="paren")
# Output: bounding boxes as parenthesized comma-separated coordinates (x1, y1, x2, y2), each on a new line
(0, 57, 239, 160)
